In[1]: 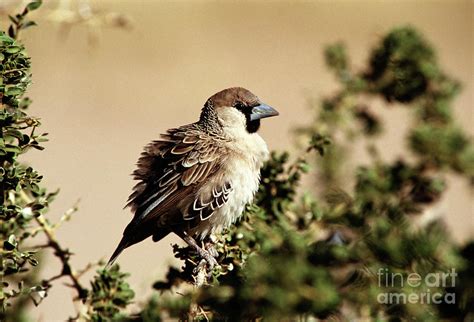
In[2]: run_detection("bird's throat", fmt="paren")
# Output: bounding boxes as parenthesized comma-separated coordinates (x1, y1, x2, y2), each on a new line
(246, 119, 261, 133)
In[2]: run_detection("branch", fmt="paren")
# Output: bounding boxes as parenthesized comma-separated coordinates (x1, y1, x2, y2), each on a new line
(34, 214, 88, 300)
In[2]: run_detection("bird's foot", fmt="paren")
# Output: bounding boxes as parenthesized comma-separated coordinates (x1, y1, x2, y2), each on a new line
(194, 246, 218, 270)
(204, 242, 219, 258)
(178, 231, 219, 273)
(192, 251, 218, 286)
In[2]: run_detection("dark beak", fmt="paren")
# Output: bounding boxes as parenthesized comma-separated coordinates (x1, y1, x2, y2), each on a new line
(250, 103, 279, 121)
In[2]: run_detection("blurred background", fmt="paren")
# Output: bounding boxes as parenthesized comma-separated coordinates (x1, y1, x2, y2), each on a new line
(1, 0, 471, 320)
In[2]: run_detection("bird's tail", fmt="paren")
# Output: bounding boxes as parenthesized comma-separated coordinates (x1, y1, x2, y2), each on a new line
(105, 237, 130, 269)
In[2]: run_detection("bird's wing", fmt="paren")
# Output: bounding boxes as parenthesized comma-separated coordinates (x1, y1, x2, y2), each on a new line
(108, 125, 233, 267)
(125, 124, 230, 231)
(183, 181, 233, 221)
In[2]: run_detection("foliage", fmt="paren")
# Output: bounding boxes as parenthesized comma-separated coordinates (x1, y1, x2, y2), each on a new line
(86, 265, 135, 322)
(0, 3, 472, 321)
(1, 1, 50, 316)
(0, 2, 134, 321)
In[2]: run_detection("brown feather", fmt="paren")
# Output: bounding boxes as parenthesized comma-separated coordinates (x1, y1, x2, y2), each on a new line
(171, 143, 194, 154)
(123, 123, 230, 236)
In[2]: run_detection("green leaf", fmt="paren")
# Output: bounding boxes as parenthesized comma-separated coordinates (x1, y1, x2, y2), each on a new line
(21, 21, 37, 30)
(4, 145, 21, 153)
(5, 85, 23, 96)
(26, 1, 42, 12)
(5, 46, 21, 54)
(4, 129, 23, 140)
(0, 34, 12, 42)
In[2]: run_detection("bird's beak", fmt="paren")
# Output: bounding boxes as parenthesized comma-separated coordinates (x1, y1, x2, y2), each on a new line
(250, 103, 279, 121)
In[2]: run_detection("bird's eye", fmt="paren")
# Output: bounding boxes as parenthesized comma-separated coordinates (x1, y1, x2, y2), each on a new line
(234, 101, 245, 110)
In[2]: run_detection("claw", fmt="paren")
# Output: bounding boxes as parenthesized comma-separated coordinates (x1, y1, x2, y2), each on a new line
(193, 259, 207, 275)
(205, 243, 219, 259)
(193, 254, 218, 286)
(177, 231, 219, 272)
(203, 250, 218, 269)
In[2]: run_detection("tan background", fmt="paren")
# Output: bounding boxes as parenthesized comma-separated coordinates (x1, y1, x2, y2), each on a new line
(2, 0, 472, 320)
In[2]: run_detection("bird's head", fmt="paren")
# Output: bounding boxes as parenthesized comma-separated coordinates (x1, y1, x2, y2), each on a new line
(200, 87, 279, 133)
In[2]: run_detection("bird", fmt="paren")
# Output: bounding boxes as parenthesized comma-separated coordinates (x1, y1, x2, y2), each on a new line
(107, 87, 278, 268)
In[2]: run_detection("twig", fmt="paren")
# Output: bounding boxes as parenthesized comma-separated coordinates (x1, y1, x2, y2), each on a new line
(198, 306, 210, 322)
(76, 261, 97, 279)
(34, 214, 88, 300)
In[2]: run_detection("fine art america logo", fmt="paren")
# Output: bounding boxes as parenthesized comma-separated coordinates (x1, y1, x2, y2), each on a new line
(377, 268, 457, 305)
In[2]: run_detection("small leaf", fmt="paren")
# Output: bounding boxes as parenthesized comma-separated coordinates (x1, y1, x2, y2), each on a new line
(3, 235, 17, 251)
(32, 145, 45, 151)
(26, 1, 42, 11)
(28, 257, 39, 266)
(8, 15, 18, 24)
(5, 85, 23, 96)
(0, 34, 14, 44)
(8, 25, 15, 38)
(21, 21, 37, 30)
(4, 145, 21, 153)
(6, 46, 21, 54)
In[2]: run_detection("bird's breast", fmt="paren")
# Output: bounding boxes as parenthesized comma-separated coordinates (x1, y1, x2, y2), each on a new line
(192, 133, 269, 238)
(223, 133, 270, 211)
